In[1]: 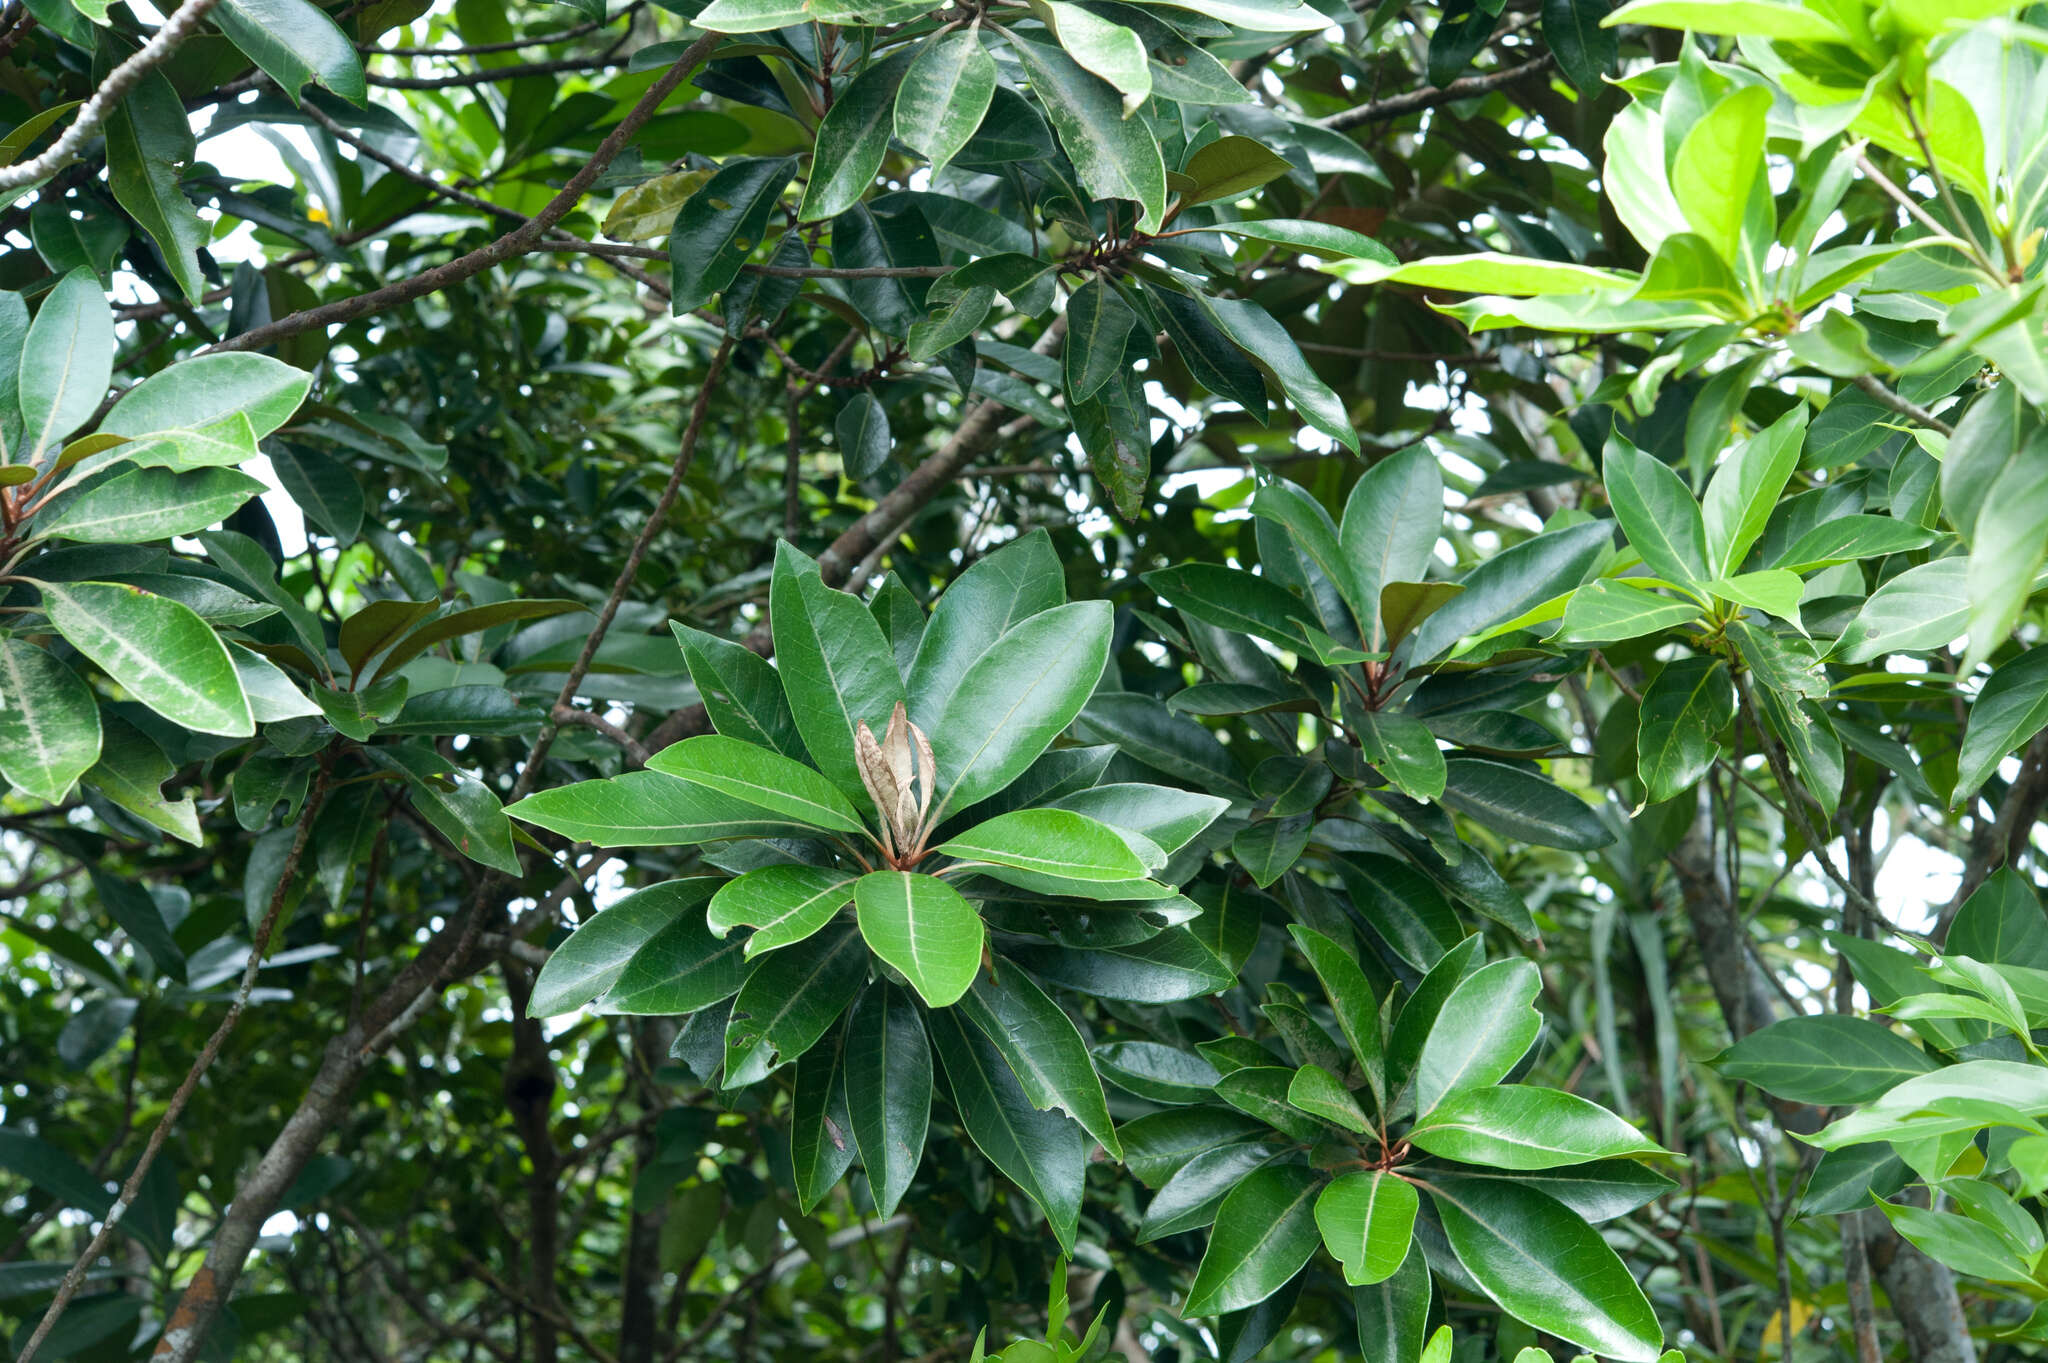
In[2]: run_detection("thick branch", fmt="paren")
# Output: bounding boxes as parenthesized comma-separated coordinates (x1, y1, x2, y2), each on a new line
(0, 0, 227, 193)
(1318, 53, 1555, 132)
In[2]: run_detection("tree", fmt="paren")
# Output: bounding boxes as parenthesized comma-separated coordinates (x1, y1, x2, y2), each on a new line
(3, 1, 2048, 1362)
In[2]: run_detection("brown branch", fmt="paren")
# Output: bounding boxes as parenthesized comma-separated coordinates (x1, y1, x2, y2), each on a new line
(364, 54, 626, 89)
(1318, 53, 1556, 131)
(1851, 373, 1956, 437)
(208, 32, 722, 356)
(18, 770, 331, 1363)
(549, 703, 650, 767)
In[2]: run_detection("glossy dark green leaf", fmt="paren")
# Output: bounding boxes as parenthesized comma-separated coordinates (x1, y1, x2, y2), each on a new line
(906, 528, 1062, 727)
(928, 600, 1111, 822)
(1184, 1164, 1322, 1316)
(669, 157, 799, 314)
(603, 897, 749, 1016)
(958, 958, 1120, 1156)
(1065, 277, 1138, 403)
(1355, 709, 1446, 802)
(529, 880, 720, 1016)
(800, 51, 913, 221)
(1144, 563, 1315, 654)
(1406, 521, 1613, 662)
(672, 622, 808, 761)
(103, 66, 207, 300)
(1149, 282, 1268, 418)
(1008, 35, 1165, 233)
(1438, 757, 1613, 852)
(722, 924, 869, 1087)
(649, 734, 866, 834)
(1073, 692, 1249, 796)
(1340, 447, 1443, 644)
(1074, 365, 1151, 518)
(509, 771, 819, 846)
(216, 0, 367, 104)
(1286, 1064, 1368, 1132)
(1013, 928, 1231, 1003)
(1718, 1015, 1937, 1105)
(930, 1008, 1085, 1254)
(1095, 1040, 1220, 1104)
(938, 807, 1158, 899)
(771, 543, 908, 800)
(1956, 647, 2048, 805)
(1181, 135, 1291, 205)
(1139, 1143, 1287, 1242)
(1288, 926, 1385, 1103)
(40, 467, 265, 544)
(1424, 1174, 1662, 1362)
(1948, 869, 2048, 970)
(1355, 1243, 1431, 1363)
(854, 870, 982, 1008)
(1542, 0, 1616, 89)
(1635, 656, 1735, 805)
(1193, 294, 1358, 452)
(270, 444, 365, 541)
(846, 982, 931, 1217)
(1213, 1066, 1326, 1141)
(1414, 958, 1540, 1115)
(1604, 435, 1708, 587)
(1556, 579, 1702, 645)
(1121, 1107, 1269, 1186)
(790, 1025, 856, 1214)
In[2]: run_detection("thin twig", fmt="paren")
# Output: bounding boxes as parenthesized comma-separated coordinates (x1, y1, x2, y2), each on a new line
(1319, 53, 1555, 131)
(1849, 373, 1955, 437)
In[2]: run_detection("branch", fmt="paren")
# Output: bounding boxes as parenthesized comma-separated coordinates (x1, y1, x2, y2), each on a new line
(1318, 53, 1555, 132)
(1850, 373, 1956, 437)
(366, 4, 632, 57)
(209, 32, 722, 356)
(365, 54, 626, 90)
(549, 704, 650, 766)
(0, 0, 227, 193)
(19, 770, 331, 1363)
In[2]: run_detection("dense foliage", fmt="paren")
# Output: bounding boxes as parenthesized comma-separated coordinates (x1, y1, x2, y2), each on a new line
(7, 1, 2048, 1362)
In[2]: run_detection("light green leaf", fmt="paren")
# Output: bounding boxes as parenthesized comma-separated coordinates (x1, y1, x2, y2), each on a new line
(1831, 556, 1969, 664)
(937, 807, 1154, 893)
(1408, 1085, 1665, 1169)
(1957, 648, 2048, 805)
(1414, 959, 1541, 1115)
(707, 866, 858, 958)
(40, 580, 252, 737)
(648, 734, 866, 834)
(1556, 579, 1702, 645)
(1009, 34, 1166, 233)
(1670, 85, 1771, 272)
(854, 870, 983, 1008)
(1180, 136, 1291, 205)
(1316, 1171, 1418, 1287)
(18, 269, 111, 463)
(771, 544, 908, 802)
(38, 467, 265, 543)
(1702, 407, 1803, 577)
(1599, 0, 1848, 39)
(1286, 1063, 1369, 1132)
(1604, 435, 1708, 588)
(799, 51, 912, 222)
(508, 771, 822, 845)
(1355, 709, 1446, 803)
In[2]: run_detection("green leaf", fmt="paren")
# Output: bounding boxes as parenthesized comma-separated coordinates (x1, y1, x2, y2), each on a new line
(854, 870, 982, 1008)
(1879, 1200, 2032, 1283)
(373, 748, 519, 874)
(1288, 927, 1386, 1105)
(1832, 556, 1969, 665)
(1009, 34, 1166, 233)
(896, 29, 996, 177)
(1718, 1015, 1938, 1105)
(1947, 869, 2048, 970)
(1599, 0, 1848, 38)
(1074, 692, 1249, 796)
(669, 157, 799, 314)
(1181, 136, 1291, 206)
(38, 467, 264, 543)
(603, 898, 749, 1016)
(1635, 657, 1735, 806)
(40, 580, 252, 737)
(799, 51, 912, 222)
(906, 528, 1063, 727)
(928, 600, 1111, 823)
(1707, 568, 1805, 630)
(1184, 1164, 1323, 1316)
(1065, 277, 1138, 403)
(723, 925, 869, 1087)
(1144, 563, 1314, 654)
(960, 957, 1121, 1158)
(1286, 1064, 1369, 1132)
(1149, 283, 1268, 417)
(0, 638, 101, 804)
(929, 1008, 1085, 1254)
(1963, 458, 2048, 672)
(1205, 218, 1397, 266)
(845, 982, 931, 1217)
(1230, 816, 1310, 889)
(707, 866, 858, 958)
(102, 353, 310, 444)
(215, 0, 367, 105)
(1097, 1040, 1222, 1103)
(1543, 0, 1617, 90)
(1604, 435, 1708, 588)
(1414, 958, 1541, 1115)
(508, 771, 822, 845)
(1316, 1171, 1418, 1287)
(771, 544, 908, 801)
(672, 622, 807, 762)
(370, 599, 586, 684)
(1074, 366, 1152, 517)
(1193, 294, 1359, 452)
(270, 445, 364, 541)
(1031, 0, 1150, 111)
(1438, 757, 1613, 852)
(907, 284, 992, 363)
(85, 717, 198, 845)
(1340, 447, 1443, 647)
(1556, 580, 1702, 645)
(648, 734, 867, 834)
(528, 880, 719, 1016)
(1140, 1143, 1288, 1242)
(338, 600, 437, 678)
(691, 0, 931, 30)
(1424, 1175, 1663, 1362)
(790, 1026, 855, 1214)
(1407, 521, 1613, 662)
(1012, 928, 1232, 1003)
(1409, 1085, 1663, 1169)
(603, 167, 712, 242)
(18, 269, 112, 463)
(102, 65, 207, 301)
(938, 807, 1156, 897)
(1355, 710, 1446, 803)
(1771, 515, 1938, 572)
(1355, 1243, 1431, 1363)
(1670, 85, 1771, 274)
(1702, 407, 1802, 577)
